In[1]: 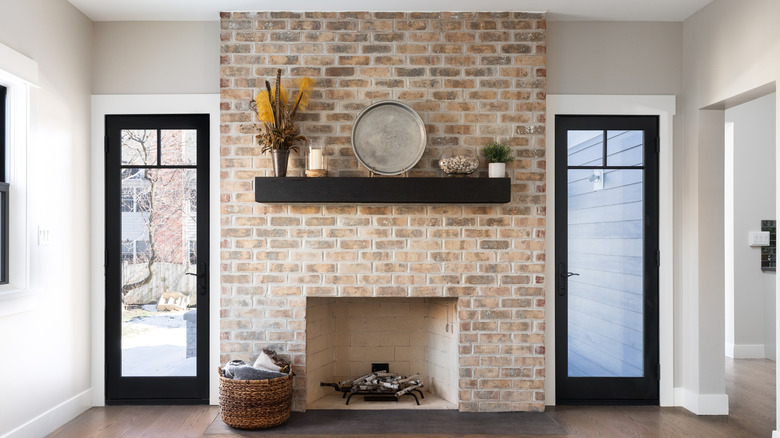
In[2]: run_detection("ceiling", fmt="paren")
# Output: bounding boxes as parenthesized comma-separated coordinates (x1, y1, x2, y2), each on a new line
(66, 0, 713, 22)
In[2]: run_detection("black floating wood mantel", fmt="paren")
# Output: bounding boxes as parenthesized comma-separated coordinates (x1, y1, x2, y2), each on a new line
(254, 177, 511, 204)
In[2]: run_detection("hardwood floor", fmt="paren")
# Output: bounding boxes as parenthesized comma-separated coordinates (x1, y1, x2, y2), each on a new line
(546, 358, 776, 437)
(47, 405, 219, 438)
(48, 358, 775, 437)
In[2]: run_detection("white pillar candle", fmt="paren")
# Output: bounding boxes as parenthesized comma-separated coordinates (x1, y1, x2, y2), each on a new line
(309, 148, 324, 170)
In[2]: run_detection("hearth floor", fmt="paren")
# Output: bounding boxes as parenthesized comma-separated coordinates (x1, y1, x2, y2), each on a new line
(308, 390, 457, 410)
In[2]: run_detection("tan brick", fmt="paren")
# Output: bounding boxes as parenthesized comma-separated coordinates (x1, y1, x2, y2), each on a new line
(341, 286, 372, 296)
(396, 44, 429, 54)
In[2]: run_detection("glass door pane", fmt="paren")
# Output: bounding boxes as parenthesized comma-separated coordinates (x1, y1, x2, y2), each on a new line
(120, 141, 198, 377)
(566, 169, 644, 377)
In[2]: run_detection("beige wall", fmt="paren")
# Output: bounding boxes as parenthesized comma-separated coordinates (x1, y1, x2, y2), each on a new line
(547, 21, 683, 95)
(0, 0, 93, 436)
(92, 21, 220, 94)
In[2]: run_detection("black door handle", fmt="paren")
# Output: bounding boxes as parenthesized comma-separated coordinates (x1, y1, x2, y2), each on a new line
(558, 265, 580, 297)
(186, 262, 208, 296)
(198, 262, 207, 296)
(558, 263, 566, 297)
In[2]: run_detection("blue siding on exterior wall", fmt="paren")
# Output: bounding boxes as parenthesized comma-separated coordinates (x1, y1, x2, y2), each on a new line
(567, 130, 645, 377)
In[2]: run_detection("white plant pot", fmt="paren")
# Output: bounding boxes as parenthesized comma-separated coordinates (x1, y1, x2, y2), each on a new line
(488, 162, 506, 178)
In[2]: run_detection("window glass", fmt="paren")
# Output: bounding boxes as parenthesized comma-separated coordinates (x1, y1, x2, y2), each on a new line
(607, 130, 644, 166)
(567, 130, 603, 166)
(121, 129, 158, 166)
(161, 129, 197, 165)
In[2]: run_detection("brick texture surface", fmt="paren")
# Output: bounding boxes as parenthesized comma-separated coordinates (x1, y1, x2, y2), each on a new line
(220, 11, 546, 412)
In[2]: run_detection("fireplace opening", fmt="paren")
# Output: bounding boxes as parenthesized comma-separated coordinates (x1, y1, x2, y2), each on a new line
(306, 297, 459, 410)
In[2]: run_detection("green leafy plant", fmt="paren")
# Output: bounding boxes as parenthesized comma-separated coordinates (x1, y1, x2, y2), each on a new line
(482, 142, 515, 163)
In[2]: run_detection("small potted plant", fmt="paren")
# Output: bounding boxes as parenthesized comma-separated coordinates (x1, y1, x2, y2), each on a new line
(251, 69, 314, 176)
(482, 141, 514, 178)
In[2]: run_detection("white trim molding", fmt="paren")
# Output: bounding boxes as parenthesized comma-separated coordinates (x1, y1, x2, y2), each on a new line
(725, 343, 767, 359)
(0, 42, 38, 87)
(678, 389, 729, 416)
(1, 389, 91, 438)
(90, 94, 221, 406)
(0, 42, 37, 314)
(545, 94, 676, 407)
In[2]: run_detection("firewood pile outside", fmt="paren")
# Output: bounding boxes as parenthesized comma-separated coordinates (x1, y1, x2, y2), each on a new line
(321, 371, 425, 405)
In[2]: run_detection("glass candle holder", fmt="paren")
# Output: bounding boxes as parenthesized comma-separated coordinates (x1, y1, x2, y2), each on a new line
(306, 140, 327, 177)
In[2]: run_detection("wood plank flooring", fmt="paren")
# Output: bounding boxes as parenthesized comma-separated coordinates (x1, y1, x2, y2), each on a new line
(47, 358, 775, 437)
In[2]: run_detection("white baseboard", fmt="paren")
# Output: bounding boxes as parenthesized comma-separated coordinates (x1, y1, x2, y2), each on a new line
(678, 388, 729, 415)
(772, 430, 780, 438)
(673, 387, 684, 406)
(1, 388, 91, 438)
(725, 343, 766, 359)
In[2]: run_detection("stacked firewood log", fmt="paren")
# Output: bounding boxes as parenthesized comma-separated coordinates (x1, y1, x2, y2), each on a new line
(339, 371, 423, 398)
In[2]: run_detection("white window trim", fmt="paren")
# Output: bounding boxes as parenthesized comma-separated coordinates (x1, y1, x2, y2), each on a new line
(91, 94, 221, 406)
(0, 42, 38, 315)
(545, 94, 676, 407)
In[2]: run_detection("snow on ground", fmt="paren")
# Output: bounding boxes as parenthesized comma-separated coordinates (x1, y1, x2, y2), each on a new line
(121, 310, 196, 376)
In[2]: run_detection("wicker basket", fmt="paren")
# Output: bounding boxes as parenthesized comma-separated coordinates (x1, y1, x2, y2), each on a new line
(218, 367, 294, 430)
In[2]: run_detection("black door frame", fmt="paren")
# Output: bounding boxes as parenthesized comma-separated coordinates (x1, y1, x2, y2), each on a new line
(105, 114, 210, 404)
(555, 115, 660, 405)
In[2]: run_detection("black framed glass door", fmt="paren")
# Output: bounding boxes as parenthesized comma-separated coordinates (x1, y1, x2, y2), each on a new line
(555, 115, 660, 404)
(105, 114, 210, 404)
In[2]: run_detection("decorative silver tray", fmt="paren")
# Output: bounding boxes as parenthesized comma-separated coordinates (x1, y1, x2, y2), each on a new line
(351, 100, 426, 175)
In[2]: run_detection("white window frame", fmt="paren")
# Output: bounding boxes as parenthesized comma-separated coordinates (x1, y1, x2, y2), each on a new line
(0, 42, 37, 315)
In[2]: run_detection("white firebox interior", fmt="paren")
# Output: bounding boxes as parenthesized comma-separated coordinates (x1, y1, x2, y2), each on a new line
(306, 297, 459, 408)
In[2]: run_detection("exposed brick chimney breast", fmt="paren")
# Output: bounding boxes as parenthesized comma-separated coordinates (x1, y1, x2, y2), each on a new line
(219, 11, 547, 412)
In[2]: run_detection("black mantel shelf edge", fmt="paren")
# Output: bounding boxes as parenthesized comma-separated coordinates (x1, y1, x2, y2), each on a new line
(255, 177, 511, 204)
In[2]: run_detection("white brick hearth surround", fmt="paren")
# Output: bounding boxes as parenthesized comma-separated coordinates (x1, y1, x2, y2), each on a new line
(219, 11, 547, 412)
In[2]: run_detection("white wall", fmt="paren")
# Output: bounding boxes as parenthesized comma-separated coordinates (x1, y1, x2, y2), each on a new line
(0, 0, 94, 436)
(725, 93, 776, 360)
(681, 0, 780, 420)
(92, 21, 220, 95)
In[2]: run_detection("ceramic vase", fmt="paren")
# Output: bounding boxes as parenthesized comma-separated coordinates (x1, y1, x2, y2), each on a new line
(488, 162, 506, 178)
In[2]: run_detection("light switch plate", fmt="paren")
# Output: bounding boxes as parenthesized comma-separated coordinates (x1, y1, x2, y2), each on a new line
(38, 226, 52, 246)
(749, 231, 770, 247)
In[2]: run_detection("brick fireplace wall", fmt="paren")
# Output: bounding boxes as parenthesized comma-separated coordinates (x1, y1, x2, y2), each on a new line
(219, 11, 547, 412)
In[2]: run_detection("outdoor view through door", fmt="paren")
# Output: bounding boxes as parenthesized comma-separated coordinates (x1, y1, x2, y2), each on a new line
(105, 114, 209, 403)
(555, 115, 659, 404)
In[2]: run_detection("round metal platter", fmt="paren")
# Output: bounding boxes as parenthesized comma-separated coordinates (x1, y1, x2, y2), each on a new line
(351, 100, 427, 175)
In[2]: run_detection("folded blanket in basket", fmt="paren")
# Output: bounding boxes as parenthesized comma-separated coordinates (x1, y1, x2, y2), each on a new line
(224, 360, 287, 380)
